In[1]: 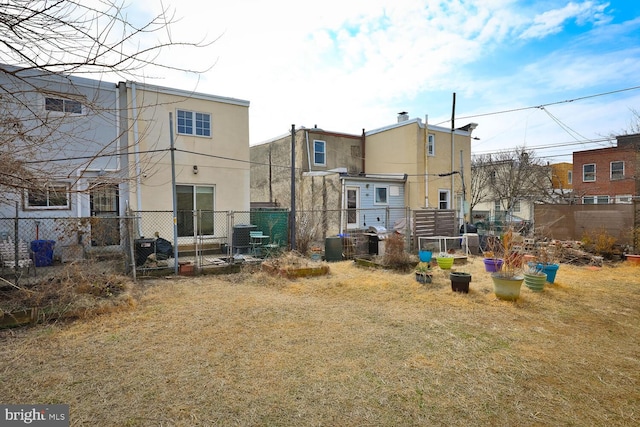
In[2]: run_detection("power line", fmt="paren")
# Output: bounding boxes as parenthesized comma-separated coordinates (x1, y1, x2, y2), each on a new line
(434, 84, 640, 126)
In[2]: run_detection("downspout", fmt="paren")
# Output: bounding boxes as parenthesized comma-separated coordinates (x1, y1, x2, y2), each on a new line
(340, 177, 346, 235)
(361, 128, 366, 173)
(131, 82, 143, 236)
(305, 130, 311, 171)
(424, 115, 429, 208)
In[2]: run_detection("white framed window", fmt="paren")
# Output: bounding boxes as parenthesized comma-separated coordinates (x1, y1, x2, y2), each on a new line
(314, 140, 326, 166)
(512, 200, 521, 213)
(25, 183, 70, 210)
(438, 189, 450, 209)
(567, 170, 572, 185)
(583, 164, 596, 182)
(45, 96, 83, 114)
(374, 186, 388, 205)
(177, 109, 211, 137)
(427, 134, 435, 156)
(610, 161, 624, 180)
(494, 200, 501, 212)
(582, 195, 609, 205)
(615, 195, 632, 204)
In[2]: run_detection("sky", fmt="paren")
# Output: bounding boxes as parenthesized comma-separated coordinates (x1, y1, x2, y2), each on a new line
(130, 0, 640, 162)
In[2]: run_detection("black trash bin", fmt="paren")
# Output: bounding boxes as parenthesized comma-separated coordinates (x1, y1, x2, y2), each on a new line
(134, 238, 156, 266)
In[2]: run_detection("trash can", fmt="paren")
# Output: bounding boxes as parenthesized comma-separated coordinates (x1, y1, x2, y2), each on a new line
(31, 239, 55, 267)
(325, 236, 343, 262)
(134, 238, 155, 266)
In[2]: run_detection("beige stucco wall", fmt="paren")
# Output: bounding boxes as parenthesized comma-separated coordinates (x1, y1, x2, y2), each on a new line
(124, 83, 250, 218)
(365, 120, 472, 214)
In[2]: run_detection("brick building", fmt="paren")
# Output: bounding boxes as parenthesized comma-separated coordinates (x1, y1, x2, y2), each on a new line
(572, 133, 640, 204)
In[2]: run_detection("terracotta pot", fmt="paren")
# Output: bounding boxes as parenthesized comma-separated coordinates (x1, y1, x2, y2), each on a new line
(625, 254, 640, 266)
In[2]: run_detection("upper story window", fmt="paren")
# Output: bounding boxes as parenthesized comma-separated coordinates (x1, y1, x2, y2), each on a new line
(610, 161, 624, 180)
(494, 200, 501, 212)
(439, 190, 450, 209)
(427, 134, 435, 156)
(314, 140, 326, 166)
(512, 200, 521, 213)
(583, 164, 596, 182)
(25, 184, 70, 210)
(567, 170, 573, 185)
(177, 109, 211, 137)
(45, 96, 83, 114)
(374, 186, 388, 204)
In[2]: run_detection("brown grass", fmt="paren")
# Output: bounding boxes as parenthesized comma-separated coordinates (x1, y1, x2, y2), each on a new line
(1, 257, 639, 426)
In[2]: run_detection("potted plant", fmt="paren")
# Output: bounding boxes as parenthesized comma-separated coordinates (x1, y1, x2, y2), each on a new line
(449, 271, 471, 293)
(436, 252, 454, 270)
(523, 263, 546, 292)
(482, 236, 504, 272)
(535, 241, 561, 284)
(415, 262, 433, 284)
(490, 228, 525, 301)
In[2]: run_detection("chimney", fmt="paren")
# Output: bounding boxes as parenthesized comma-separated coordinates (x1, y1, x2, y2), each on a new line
(397, 111, 409, 123)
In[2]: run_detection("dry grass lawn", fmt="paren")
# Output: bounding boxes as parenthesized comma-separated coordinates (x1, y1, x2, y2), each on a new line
(1, 257, 639, 426)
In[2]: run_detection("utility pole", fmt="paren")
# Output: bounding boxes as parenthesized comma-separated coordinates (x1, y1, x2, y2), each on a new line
(451, 92, 456, 235)
(290, 124, 296, 250)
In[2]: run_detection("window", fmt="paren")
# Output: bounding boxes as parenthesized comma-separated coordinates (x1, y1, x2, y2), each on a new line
(177, 109, 211, 137)
(438, 190, 450, 209)
(567, 170, 572, 185)
(314, 140, 326, 166)
(582, 195, 609, 205)
(427, 134, 435, 156)
(45, 96, 82, 114)
(494, 200, 501, 212)
(512, 200, 521, 213)
(610, 161, 624, 180)
(25, 184, 69, 210)
(374, 186, 388, 204)
(615, 195, 632, 204)
(583, 164, 596, 182)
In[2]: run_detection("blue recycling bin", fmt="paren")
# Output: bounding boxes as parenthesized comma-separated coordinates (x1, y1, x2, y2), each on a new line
(31, 239, 55, 267)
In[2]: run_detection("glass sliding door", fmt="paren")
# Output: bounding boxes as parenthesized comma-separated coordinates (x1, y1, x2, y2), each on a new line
(177, 185, 215, 237)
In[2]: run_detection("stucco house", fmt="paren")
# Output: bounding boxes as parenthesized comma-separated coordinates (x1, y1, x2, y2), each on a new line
(1, 64, 250, 259)
(118, 82, 250, 241)
(364, 112, 476, 214)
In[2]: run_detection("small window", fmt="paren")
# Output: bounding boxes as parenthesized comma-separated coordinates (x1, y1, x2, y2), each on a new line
(583, 164, 596, 182)
(615, 195, 632, 204)
(610, 161, 624, 180)
(512, 200, 521, 213)
(596, 196, 610, 204)
(494, 200, 501, 212)
(314, 140, 326, 166)
(567, 170, 572, 185)
(45, 96, 82, 114)
(582, 196, 594, 205)
(427, 134, 435, 156)
(582, 195, 609, 205)
(374, 186, 388, 204)
(177, 109, 211, 137)
(25, 184, 70, 210)
(438, 190, 450, 209)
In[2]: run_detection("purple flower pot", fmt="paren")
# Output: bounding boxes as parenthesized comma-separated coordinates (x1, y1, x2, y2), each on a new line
(483, 258, 503, 273)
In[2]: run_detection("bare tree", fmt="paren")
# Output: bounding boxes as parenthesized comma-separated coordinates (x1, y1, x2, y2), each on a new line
(470, 153, 495, 220)
(0, 0, 213, 201)
(471, 147, 550, 219)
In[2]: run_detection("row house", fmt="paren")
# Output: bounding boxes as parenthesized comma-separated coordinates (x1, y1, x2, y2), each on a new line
(572, 133, 640, 204)
(0, 64, 250, 252)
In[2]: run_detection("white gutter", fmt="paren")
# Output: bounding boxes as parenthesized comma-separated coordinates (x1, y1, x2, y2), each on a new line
(305, 130, 311, 171)
(131, 82, 143, 213)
